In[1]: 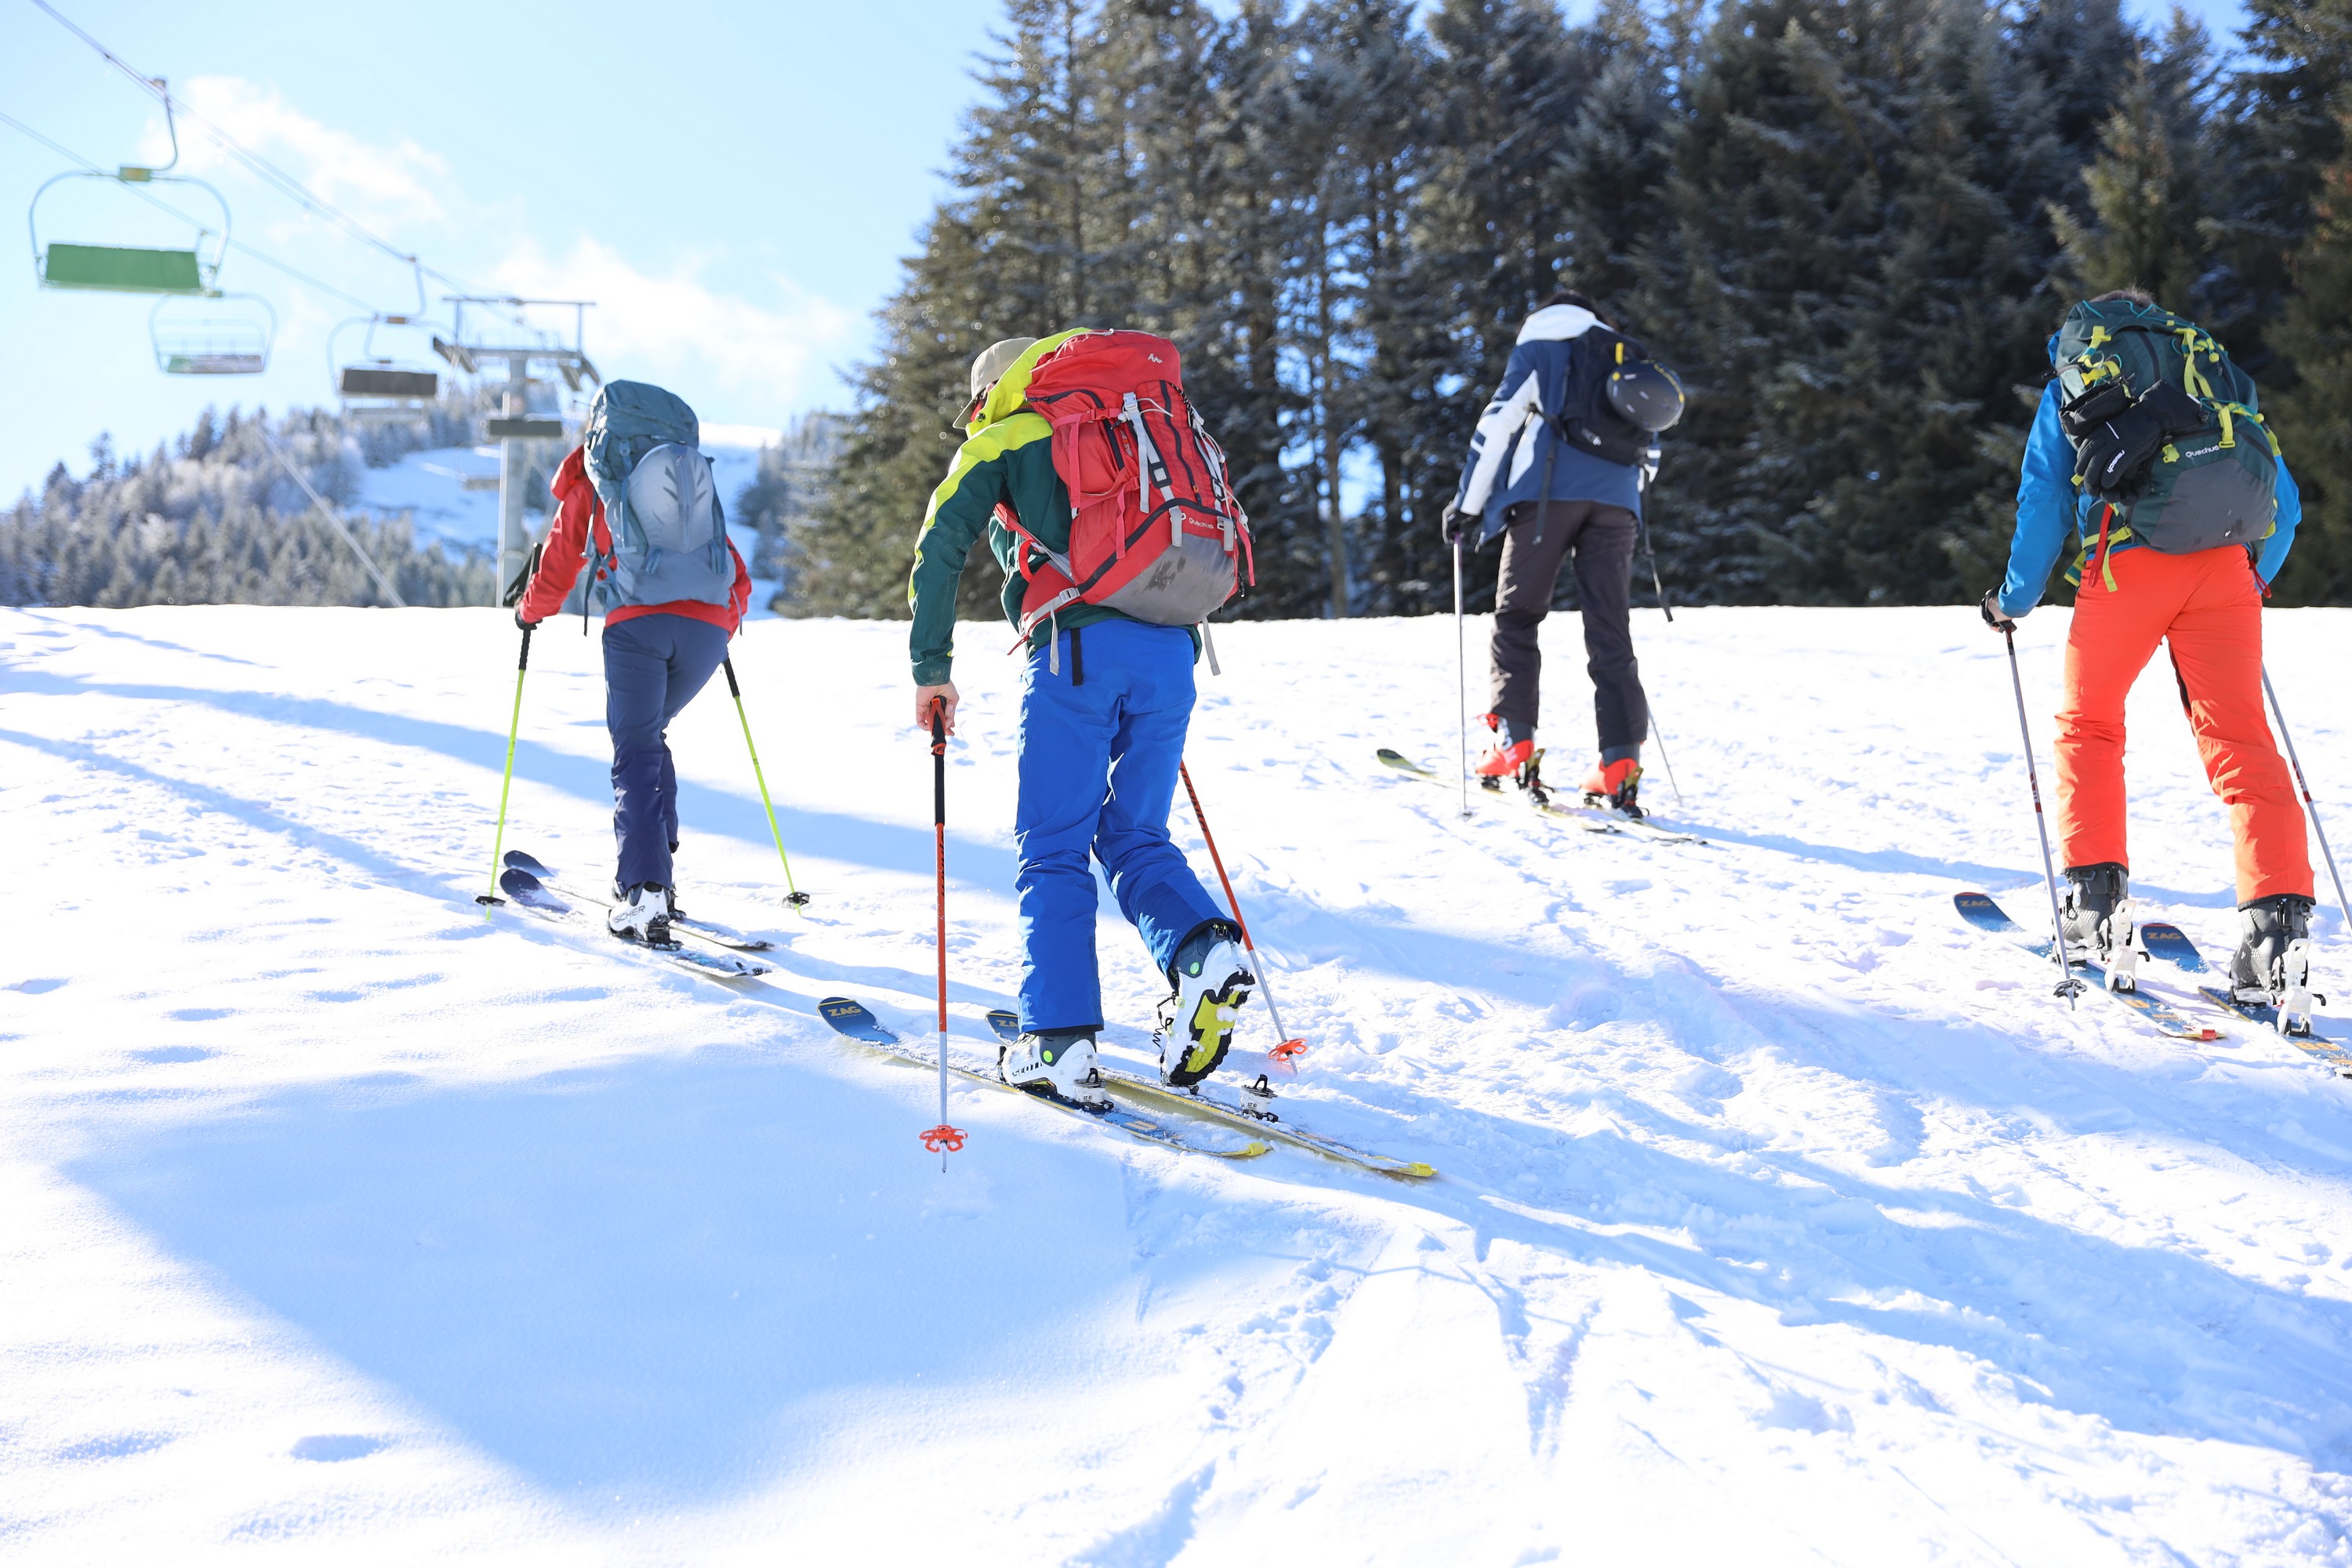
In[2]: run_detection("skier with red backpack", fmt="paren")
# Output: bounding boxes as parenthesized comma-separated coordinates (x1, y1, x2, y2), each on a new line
(514, 381, 753, 946)
(906, 330, 1257, 1106)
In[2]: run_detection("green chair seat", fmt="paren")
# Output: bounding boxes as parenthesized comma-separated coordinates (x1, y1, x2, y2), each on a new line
(42, 243, 208, 294)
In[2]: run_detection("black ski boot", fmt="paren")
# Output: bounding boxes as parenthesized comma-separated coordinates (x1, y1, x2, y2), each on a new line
(2060, 862, 2129, 961)
(2230, 895, 2314, 1000)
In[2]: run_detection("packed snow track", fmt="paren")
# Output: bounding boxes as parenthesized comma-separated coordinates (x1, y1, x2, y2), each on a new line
(4, 604, 2350, 1564)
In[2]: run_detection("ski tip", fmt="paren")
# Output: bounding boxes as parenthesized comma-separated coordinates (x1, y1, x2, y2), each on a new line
(818, 996, 886, 1034)
(503, 849, 552, 877)
(984, 1009, 1021, 1044)
(1392, 1161, 1439, 1179)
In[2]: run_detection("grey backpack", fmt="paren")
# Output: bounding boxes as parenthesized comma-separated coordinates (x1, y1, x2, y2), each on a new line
(582, 381, 733, 611)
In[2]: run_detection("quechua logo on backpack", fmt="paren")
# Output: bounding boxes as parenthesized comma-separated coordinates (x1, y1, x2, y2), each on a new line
(1002, 330, 1254, 637)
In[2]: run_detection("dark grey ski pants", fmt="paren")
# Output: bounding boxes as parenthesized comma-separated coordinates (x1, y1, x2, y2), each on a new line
(1488, 499, 1649, 761)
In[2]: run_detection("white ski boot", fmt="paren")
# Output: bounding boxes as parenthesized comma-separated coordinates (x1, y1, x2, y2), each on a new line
(1000, 1032, 1111, 1108)
(608, 882, 673, 945)
(2231, 895, 2320, 1033)
(1160, 922, 1253, 1088)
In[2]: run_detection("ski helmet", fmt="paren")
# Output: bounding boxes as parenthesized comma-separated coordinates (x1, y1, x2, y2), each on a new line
(1606, 360, 1686, 432)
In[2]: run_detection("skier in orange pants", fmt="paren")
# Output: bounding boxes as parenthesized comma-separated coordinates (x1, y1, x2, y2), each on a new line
(1984, 289, 2314, 1006)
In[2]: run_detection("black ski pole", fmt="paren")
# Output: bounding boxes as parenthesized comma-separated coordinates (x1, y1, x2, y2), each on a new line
(2003, 625, 2078, 1007)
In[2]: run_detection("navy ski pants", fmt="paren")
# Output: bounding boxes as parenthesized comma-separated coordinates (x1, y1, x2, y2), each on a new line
(1015, 619, 1223, 1033)
(604, 612, 729, 891)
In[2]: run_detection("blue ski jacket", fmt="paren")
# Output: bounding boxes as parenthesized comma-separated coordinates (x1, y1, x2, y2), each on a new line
(1996, 342, 2301, 620)
(1452, 304, 1644, 543)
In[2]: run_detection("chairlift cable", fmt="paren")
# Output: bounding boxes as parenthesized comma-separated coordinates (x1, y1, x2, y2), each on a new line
(2, 108, 380, 313)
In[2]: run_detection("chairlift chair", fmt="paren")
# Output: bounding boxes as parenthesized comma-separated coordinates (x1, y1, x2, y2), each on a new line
(151, 292, 275, 375)
(27, 89, 230, 296)
(332, 310, 443, 424)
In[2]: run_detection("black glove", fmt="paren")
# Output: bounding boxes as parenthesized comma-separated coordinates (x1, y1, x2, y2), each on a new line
(514, 609, 539, 632)
(2073, 383, 2210, 498)
(1980, 588, 2015, 633)
(1440, 502, 1465, 545)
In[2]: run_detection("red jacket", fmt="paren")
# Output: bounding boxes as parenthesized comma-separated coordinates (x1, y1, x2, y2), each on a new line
(519, 445, 753, 633)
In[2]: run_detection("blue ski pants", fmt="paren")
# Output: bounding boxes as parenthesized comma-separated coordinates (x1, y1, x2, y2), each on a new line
(1015, 618, 1223, 1033)
(604, 613, 729, 891)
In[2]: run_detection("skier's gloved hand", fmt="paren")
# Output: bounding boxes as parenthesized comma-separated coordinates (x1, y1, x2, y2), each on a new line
(1439, 503, 1464, 545)
(514, 610, 540, 632)
(2073, 401, 2170, 497)
(1980, 588, 2016, 633)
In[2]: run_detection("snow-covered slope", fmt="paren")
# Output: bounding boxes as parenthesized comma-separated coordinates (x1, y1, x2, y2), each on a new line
(3, 604, 2350, 1564)
(356, 430, 782, 616)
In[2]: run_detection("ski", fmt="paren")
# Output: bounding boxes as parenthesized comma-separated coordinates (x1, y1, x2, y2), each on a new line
(503, 850, 775, 952)
(816, 998, 1269, 1161)
(984, 1009, 1436, 1179)
(496, 868, 770, 978)
(1375, 748, 1705, 845)
(2138, 924, 2351, 1076)
(1953, 891, 2217, 1040)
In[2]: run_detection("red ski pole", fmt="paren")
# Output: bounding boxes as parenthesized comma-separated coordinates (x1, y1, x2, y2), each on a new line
(920, 699, 965, 1167)
(1179, 761, 1305, 1061)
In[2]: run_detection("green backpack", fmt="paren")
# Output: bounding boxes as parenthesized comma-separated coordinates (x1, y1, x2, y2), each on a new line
(2051, 299, 2279, 586)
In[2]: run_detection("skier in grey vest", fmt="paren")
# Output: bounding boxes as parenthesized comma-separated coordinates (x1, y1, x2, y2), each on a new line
(515, 382, 752, 945)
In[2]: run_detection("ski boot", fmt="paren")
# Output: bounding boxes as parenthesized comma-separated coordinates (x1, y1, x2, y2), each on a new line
(608, 882, 674, 946)
(1159, 920, 1253, 1087)
(2231, 894, 2319, 1034)
(1474, 714, 1536, 792)
(2058, 862, 2126, 956)
(1581, 756, 1644, 818)
(1000, 1029, 1112, 1107)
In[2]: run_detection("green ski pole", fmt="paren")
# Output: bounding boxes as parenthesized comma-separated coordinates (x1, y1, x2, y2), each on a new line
(724, 655, 809, 909)
(477, 622, 533, 917)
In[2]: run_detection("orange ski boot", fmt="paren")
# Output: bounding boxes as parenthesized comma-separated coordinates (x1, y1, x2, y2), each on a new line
(1580, 756, 1644, 817)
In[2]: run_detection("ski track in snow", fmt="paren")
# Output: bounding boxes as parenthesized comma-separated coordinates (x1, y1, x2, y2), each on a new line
(2, 603, 2350, 1564)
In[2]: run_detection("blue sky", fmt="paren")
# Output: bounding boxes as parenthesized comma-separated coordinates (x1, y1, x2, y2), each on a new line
(1, 0, 2246, 501)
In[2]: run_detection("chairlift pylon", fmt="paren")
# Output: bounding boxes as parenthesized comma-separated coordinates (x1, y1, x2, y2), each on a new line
(151, 291, 275, 375)
(28, 85, 232, 296)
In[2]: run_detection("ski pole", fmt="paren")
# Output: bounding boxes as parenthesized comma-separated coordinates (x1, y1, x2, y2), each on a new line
(1645, 695, 1686, 808)
(476, 622, 532, 918)
(2262, 663, 2350, 928)
(721, 656, 809, 909)
(1179, 761, 1306, 1060)
(1453, 528, 1470, 820)
(2003, 626, 2077, 1006)
(920, 699, 965, 1169)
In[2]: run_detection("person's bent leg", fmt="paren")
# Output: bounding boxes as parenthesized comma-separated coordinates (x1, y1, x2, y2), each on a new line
(1569, 504, 1648, 762)
(1087, 621, 1225, 979)
(2167, 550, 2311, 905)
(1015, 628, 1120, 1033)
(1487, 502, 1577, 737)
(2053, 548, 2177, 874)
(604, 618, 676, 891)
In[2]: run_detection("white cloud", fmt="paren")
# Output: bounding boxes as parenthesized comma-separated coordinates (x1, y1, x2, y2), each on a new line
(488, 238, 859, 412)
(146, 77, 452, 232)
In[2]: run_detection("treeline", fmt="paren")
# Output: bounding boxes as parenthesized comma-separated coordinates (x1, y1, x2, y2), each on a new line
(791, 0, 2352, 619)
(1, 401, 503, 610)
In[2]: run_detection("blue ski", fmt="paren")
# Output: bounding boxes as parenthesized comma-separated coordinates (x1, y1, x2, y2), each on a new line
(1953, 891, 2218, 1040)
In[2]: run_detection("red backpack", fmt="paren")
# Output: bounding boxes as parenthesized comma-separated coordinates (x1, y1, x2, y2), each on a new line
(999, 330, 1253, 642)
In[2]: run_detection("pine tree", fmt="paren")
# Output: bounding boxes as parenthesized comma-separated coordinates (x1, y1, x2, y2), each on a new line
(2269, 111, 2352, 602)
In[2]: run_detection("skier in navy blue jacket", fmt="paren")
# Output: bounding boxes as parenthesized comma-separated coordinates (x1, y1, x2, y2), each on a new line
(1443, 290, 1663, 814)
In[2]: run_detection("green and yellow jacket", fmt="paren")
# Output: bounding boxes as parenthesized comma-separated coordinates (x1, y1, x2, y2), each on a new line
(906, 329, 1195, 684)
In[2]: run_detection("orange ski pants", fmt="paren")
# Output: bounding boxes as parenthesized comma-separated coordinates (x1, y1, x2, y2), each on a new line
(2054, 544, 2310, 906)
